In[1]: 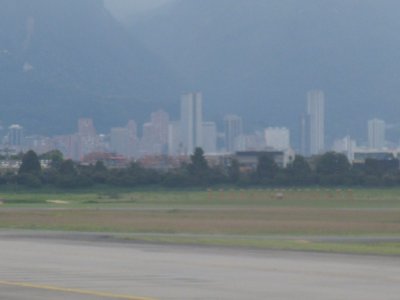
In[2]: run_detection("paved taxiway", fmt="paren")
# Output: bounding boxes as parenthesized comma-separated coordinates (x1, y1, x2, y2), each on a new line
(0, 232, 399, 300)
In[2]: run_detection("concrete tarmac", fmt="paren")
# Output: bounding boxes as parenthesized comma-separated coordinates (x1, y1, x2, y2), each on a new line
(0, 232, 399, 300)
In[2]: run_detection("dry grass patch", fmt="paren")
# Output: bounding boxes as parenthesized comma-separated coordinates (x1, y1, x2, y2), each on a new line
(1, 207, 400, 235)
(46, 200, 70, 205)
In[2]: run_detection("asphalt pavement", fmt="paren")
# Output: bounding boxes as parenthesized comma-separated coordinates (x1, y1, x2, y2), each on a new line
(0, 231, 399, 300)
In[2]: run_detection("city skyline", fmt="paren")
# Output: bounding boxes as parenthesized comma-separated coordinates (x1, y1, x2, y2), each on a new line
(2, 3, 399, 298)
(3, 1, 400, 149)
(0, 91, 398, 162)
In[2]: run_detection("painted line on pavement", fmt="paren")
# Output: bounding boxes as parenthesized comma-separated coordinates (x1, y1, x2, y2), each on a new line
(0, 280, 157, 300)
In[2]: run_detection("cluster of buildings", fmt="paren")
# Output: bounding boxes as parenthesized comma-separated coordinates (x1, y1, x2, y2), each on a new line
(333, 117, 396, 163)
(1, 90, 399, 169)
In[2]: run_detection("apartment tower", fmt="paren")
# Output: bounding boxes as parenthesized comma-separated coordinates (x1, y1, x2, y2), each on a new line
(306, 90, 325, 155)
(180, 92, 203, 155)
(224, 114, 243, 153)
(368, 118, 386, 149)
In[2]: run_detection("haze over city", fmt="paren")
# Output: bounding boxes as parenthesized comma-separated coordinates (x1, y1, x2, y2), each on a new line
(0, 0, 399, 167)
(2, 0, 400, 140)
(1, 1, 400, 300)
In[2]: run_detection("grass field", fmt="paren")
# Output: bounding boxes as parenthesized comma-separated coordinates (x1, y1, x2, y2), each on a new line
(1, 187, 400, 255)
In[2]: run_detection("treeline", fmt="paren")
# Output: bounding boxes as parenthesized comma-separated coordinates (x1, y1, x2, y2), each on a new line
(5, 148, 400, 189)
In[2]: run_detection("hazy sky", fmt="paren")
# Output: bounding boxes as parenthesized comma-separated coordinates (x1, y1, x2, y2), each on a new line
(104, 0, 173, 20)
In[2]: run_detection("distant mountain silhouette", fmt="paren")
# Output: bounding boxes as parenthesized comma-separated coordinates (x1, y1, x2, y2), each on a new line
(129, 0, 400, 145)
(0, 0, 180, 134)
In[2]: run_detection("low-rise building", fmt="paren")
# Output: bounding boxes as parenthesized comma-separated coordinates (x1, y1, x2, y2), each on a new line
(234, 149, 295, 171)
(353, 150, 399, 164)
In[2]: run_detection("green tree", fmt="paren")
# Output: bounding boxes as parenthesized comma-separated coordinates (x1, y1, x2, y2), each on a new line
(316, 152, 350, 185)
(94, 160, 107, 173)
(316, 152, 350, 176)
(18, 150, 41, 175)
(228, 159, 241, 183)
(127, 162, 147, 185)
(40, 150, 64, 170)
(90, 161, 108, 184)
(189, 148, 208, 172)
(256, 154, 279, 181)
(187, 148, 209, 184)
(364, 158, 399, 177)
(162, 170, 190, 187)
(17, 173, 42, 188)
(55, 160, 94, 189)
(59, 159, 77, 176)
(286, 155, 313, 185)
(288, 155, 311, 174)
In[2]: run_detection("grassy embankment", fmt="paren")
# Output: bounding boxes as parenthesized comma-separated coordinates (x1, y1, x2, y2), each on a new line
(0, 187, 400, 255)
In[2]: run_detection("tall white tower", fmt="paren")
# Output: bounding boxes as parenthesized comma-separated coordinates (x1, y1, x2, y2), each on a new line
(368, 118, 386, 149)
(307, 90, 325, 155)
(180, 92, 203, 155)
(224, 114, 243, 153)
(8, 124, 24, 148)
(202, 121, 217, 154)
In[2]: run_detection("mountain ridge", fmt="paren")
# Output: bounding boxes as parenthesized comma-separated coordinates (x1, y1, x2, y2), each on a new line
(129, 0, 400, 144)
(0, 0, 181, 134)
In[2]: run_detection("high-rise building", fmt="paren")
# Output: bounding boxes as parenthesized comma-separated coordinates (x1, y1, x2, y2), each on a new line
(77, 118, 99, 160)
(8, 124, 24, 149)
(151, 110, 170, 146)
(224, 114, 243, 153)
(202, 122, 217, 154)
(126, 120, 139, 157)
(78, 118, 96, 137)
(140, 110, 170, 156)
(126, 120, 138, 141)
(234, 132, 265, 151)
(110, 127, 130, 158)
(368, 118, 386, 149)
(140, 122, 164, 155)
(24, 135, 54, 155)
(265, 127, 290, 150)
(306, 90, 325, 155)
(168, 121, 182, 156)
(300, 114, 309, 156)
(53, 134, 80, 161)
(180, 92, 203, 155)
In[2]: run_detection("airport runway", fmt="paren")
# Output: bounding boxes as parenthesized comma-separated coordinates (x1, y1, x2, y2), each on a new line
(0, 232, 399, 300)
